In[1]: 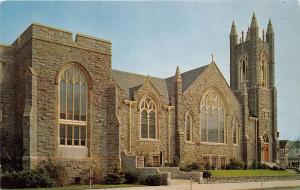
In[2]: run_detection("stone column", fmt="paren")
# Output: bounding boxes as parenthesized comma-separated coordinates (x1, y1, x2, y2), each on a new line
(174, 66, 184, 166)
(22, 67, 38, 169)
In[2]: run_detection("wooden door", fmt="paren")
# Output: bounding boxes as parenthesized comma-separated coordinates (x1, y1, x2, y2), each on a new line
(263, 144, 269, 162)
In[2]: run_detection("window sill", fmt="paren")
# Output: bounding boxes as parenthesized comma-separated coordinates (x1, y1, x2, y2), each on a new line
(200, 142, 227, 146)
(139, 138, 160, 143)
(185, 141, 195, 144)
(233, 144, 240, 147)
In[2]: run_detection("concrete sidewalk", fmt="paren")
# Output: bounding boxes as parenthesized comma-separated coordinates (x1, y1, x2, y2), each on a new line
(93, 180, 300, 190)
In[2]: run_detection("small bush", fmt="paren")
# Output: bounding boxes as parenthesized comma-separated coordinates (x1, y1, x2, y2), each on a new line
(181, 162, 202, 172)
(43, 161, 68, 186)
(204, 162, 211, 170)
(124, 172, 139, 184)
(104, 167, 125, 184)
(1, 169, 54, 188)
(172, 156, 180, 167)
(203, 170, 212, 178)
(180, 166, 192, 172)
(225, 158, 244, 170)
(260, 163, 268, 169)
(140, 174, 161, 186)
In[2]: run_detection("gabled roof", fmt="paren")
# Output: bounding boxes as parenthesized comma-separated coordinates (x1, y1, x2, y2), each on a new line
(112, 70, 169, 102)
(113, 64, 210, 102)
(164, 64, 209, 96)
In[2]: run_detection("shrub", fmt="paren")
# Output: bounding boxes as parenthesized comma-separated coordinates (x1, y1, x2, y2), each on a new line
(252, 160, 258, 169)
(259, 163, 268, 169)
(181, 162, 202, 172)
(139, 174, 161, 186)
(173, 156, 180, 167)
(204, 162, 211, 170)
(180, 166, 192, 172)
(104, 167, 125, 184)
(124, 171, 139, 184)
(203, 170, 212, 178)
(43, 161, 68, 186)
(189, 162, 201, 170)
(1, 169, 54, 188)
(225, 158, 244, 170)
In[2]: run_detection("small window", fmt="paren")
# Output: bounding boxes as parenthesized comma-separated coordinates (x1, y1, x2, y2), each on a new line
(220, 157, 226, 169)
(152, 156, 159, 167)
(203, 156, 209, 165)
(212, 157, 217, 168)
(232, 118, 239, 145)
(185, 113, 193, 142)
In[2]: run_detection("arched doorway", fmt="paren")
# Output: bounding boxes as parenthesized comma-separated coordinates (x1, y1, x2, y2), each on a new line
(263, 134, 269, 162)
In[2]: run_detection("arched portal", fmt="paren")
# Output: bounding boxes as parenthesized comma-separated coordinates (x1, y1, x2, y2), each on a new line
(263, 134, 270, 162)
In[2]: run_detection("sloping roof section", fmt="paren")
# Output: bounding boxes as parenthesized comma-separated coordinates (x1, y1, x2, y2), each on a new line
(165, 64, 209, 97)
(112, 70, 169, 102)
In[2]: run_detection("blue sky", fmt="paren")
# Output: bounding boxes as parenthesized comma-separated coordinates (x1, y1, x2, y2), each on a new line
(1, 1, 299, 140)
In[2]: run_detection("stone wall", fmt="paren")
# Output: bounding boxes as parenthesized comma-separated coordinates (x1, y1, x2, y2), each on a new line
(0, 44, 19, 165)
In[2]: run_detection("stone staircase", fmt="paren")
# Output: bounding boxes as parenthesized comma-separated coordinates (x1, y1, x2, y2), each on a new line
(121, 151, 203, 185)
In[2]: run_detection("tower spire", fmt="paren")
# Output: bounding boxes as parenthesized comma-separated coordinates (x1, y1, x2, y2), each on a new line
(246, 27, 250, 41)
(230, 21, 238, 36)
(175, 66, 182, 83)
(267, 19, 274, 34)
(250, 12, 259, 29)
(250, 12, 259, 39)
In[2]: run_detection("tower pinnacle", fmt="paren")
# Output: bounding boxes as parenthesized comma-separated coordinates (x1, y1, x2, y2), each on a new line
(175, 66, 182, 83)
(267, 19, 274, 34)
(230, 21, 238, 36)
(250, 13, 259, 29)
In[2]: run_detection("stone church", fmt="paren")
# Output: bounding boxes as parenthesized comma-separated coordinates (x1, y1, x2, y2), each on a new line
(0, 14, 278, 178)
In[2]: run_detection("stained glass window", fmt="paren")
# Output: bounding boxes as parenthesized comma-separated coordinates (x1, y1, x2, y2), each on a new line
(140, 97, 157, 139)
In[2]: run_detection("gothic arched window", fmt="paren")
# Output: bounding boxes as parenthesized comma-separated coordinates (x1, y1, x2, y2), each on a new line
(260, 53, 268, 88)
(200, 90, 225, 143)
(59, 65, 87, 146)
(232, 118, 239, 145)
(185, 112, 193, 142)
(140, 97, 157, 139)
(239, 54, 248, 87)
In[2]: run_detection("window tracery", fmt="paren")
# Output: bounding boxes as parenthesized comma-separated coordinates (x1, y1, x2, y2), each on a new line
(200, 90, 225, 143)
(140, 97, 157, 139)
(59, 65, 87, 146)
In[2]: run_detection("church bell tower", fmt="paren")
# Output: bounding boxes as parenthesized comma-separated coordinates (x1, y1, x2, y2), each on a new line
(230, 13, 278, 164)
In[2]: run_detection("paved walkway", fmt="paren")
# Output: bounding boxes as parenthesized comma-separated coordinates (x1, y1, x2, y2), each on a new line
(94, 180, 300, 190)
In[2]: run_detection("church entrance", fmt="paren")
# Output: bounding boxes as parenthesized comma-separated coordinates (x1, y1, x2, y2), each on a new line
(263, 134, 270, 162)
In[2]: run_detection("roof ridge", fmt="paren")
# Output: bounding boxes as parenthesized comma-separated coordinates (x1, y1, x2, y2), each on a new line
(164, 64, 210, 80)
(112, 69, 164, 80)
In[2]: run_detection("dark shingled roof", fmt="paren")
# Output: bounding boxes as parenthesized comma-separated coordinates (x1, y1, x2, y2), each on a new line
(164, 64, 209, 97)
(112, 64, 209, 103)
(112, 70, 169, 103)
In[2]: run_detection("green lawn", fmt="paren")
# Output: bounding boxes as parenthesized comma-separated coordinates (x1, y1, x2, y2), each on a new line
(210, 169, 297, 177)
(2, 184, 143, 190)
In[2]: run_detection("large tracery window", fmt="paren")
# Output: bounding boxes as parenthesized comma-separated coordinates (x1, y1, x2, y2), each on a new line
(239, 54, 248, 87)
(260, 53, 268, 88)
(232, 118, 239, 145)
(140, 97, 157, 139)
(59, 65, 87, 146)
(185, 112, 193, 142)
(200, 90, 225, 143)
